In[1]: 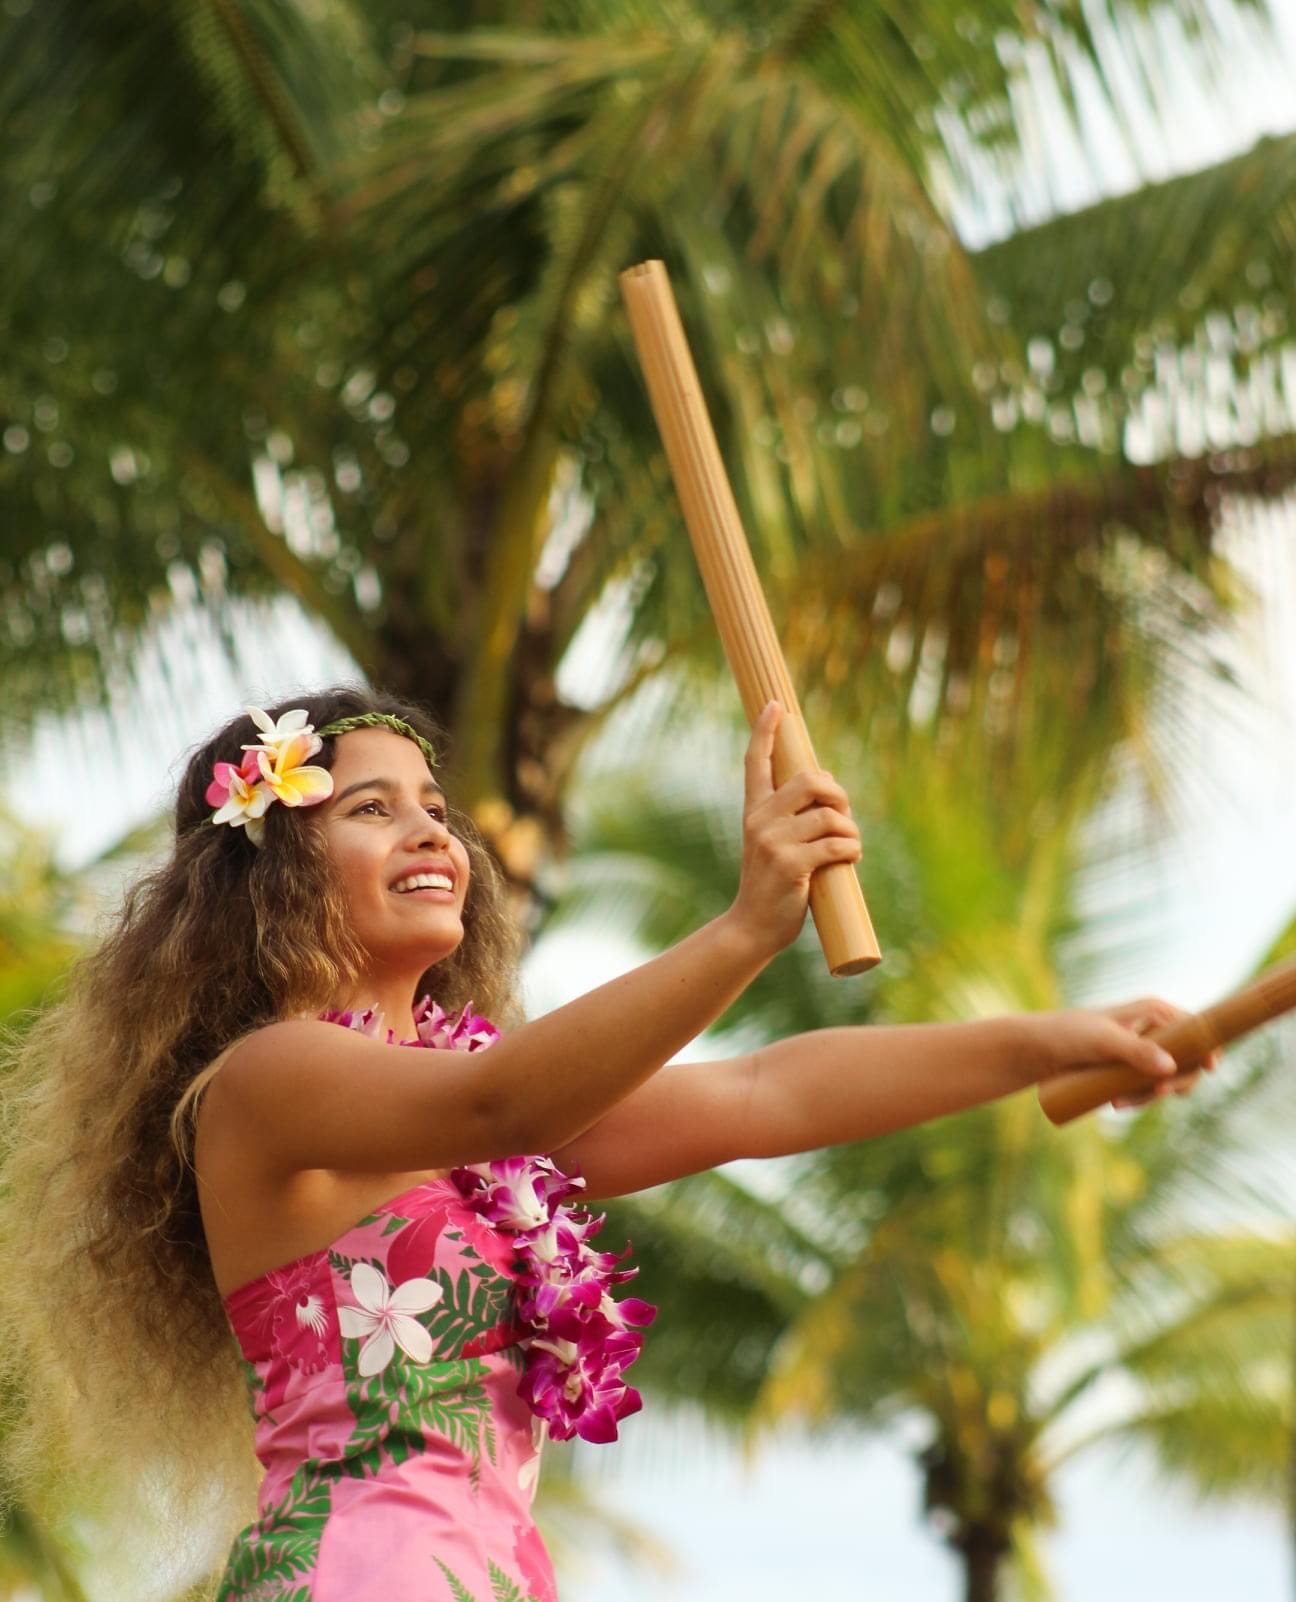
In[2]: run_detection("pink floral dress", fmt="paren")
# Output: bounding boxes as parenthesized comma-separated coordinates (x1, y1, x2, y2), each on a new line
(213, 1000, 653, 1602)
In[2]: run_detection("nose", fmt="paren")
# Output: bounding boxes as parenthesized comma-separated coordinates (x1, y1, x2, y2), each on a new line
(400, 803, 451, 850)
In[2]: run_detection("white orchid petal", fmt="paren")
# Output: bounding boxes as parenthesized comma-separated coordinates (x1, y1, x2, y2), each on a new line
(338, 1306, 376, 1340)
(390, 1314, 432, 1365)
(358, 1324, 395, 1376)
(349, 1261, 390, 1315)
(388, 1277, 443, 1315)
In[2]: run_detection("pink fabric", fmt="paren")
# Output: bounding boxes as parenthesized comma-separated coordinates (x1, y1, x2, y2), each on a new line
(215, 1177, 555, 1602)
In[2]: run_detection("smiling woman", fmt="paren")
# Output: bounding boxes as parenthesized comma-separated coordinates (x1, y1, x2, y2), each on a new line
(0, 685, 1199, 1602)
(0, 685, 533, 1598)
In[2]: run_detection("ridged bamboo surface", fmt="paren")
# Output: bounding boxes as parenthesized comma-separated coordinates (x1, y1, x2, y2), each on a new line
(619, 259, 880, 975)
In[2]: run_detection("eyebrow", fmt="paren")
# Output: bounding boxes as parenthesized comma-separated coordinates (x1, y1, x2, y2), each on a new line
(334, 776, 447, 806)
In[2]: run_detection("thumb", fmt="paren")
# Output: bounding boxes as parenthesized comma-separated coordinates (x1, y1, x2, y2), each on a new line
(743, 700, 781, 808)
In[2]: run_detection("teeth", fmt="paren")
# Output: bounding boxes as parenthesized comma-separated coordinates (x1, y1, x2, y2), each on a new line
(393, 872, 453, 893)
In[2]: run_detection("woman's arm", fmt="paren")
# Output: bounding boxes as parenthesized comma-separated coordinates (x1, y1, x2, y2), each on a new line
(556, 1002, 1186, 1199)
(208, 703, 863, 1175)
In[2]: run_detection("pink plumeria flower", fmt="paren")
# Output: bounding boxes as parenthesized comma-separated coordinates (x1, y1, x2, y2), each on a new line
(337, 1262, 443, 1377)
(205, 749, 262, 810)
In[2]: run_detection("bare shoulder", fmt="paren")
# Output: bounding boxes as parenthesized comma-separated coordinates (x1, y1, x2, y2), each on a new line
(195, 1022, 451, 1296)
(198, 1017, 501, 1179)
(197, 1020, 336, 1164)
(213, 1018, 411, 1110)
(220, 1016, 367, 1075)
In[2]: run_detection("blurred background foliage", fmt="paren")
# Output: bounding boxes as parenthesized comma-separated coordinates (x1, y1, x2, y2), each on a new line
(556, 746, 1293, 1601)
(2, 1, 1295, 1599)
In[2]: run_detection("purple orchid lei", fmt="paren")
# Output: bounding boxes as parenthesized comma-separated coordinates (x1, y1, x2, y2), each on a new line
(319, 996, 656, 1444)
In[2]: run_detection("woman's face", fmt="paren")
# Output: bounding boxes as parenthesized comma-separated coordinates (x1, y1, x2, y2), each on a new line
(317, 727, 471, 975)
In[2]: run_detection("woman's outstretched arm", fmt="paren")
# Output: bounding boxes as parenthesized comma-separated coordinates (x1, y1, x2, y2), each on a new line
(555, 1000, 1190, 1199)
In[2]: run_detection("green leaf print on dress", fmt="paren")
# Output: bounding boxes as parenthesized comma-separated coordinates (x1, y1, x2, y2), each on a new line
(423, 1260, 518, 1362)
(433, 1557, 541, 1602)
(344, 1355, 494, 1476)
(488, 1558, 535, 1601)
(215, 1464, 331, 1601)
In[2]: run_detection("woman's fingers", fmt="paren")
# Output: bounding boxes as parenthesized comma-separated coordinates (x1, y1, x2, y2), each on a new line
(1114, 1067, 1201, 1110)
(755, 766, 852, 822)
(1098, 995, 1222, 1112)
(785, 804, 859, 843)
(1104, 997, 1223, 1087)
(1100, 1020, 1178, 1079)
(743, 701, 782, 811)
(808, 834, 862, 870)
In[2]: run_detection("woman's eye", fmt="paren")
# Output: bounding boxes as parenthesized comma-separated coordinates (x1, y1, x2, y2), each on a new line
(352, 800, 447, 821)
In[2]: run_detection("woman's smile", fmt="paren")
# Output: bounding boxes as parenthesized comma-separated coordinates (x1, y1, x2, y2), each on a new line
(390, 859, 459, 898)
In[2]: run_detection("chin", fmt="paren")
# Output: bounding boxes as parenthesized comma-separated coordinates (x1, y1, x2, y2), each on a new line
(417, 931, 466, 967)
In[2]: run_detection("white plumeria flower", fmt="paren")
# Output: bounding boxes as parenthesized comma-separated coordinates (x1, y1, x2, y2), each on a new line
(337, 1261, 443, 1378)
(241, 705, 320, 761)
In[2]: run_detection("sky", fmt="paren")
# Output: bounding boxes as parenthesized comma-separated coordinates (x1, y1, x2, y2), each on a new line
(6, 4, 1296, 1598)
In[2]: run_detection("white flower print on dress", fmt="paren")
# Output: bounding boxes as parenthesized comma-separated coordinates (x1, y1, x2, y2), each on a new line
(338, 1261, 443, 1377)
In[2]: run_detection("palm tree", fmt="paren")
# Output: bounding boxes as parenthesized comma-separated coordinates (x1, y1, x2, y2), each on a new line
(3, 1, 1296, 894)
(540, 732, 1294, 1602)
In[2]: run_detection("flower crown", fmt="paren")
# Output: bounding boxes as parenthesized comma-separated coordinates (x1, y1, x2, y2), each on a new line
(206, 707, 438, 846)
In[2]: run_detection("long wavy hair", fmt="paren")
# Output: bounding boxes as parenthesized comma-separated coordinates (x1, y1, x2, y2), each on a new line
(0, 686, 524, 1567)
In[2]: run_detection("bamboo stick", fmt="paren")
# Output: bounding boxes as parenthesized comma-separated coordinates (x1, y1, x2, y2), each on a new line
(1039, 952, 1296, 1125)
(619, 259, 881, 976)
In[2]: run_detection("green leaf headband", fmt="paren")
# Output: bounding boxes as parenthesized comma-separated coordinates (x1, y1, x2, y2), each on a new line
(315, 713, 439, 770)
(207, 706, 438, 845)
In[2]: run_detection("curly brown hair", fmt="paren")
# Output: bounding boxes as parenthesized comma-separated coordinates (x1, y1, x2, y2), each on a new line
(0, 686, 524, 1565)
